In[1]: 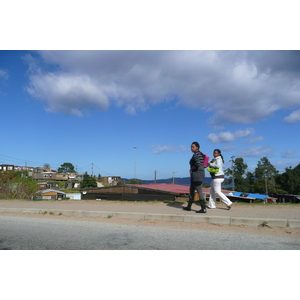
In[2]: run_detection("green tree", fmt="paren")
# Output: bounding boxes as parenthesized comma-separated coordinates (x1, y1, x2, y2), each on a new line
(253, 157, 279, 194)
(117, 180, 126, 185)
(57, 162, 76, 173)
(224, 157, 248, 192)
(127, 179, 142, 184)
(81, 172, 98, 188)
(202, 182, 211, 188)
(245, 171, 256, 193)
(276, 163, 300, 195)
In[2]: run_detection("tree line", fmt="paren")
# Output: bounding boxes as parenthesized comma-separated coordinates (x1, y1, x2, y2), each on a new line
(224, 157, 300, 195)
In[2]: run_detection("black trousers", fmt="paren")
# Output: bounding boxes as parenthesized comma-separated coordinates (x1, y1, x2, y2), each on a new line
(188, 181, 204, 206)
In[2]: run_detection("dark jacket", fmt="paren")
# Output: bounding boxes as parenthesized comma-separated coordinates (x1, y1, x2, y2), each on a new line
(190, 151, 205, 182)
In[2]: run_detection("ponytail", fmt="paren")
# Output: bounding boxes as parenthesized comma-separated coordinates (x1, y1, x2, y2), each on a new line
(220, 154, 224, 163)
(214, 149, 224, 163)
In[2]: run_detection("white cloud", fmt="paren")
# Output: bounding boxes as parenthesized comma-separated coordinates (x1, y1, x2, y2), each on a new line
(237, 146, 274, 157)
(152, 145, 188, 154)
(27, 72, 109, 116)
(246, 136, 264, 143)
(0, 69, 9, 80)
(282, 150, 298, 159)
(24, 51, 300, 123)
(222, 145, 238, 152)
(284, 109, 300, 124)
(207, 128, 254, 144)
(273, 160, 300, 172)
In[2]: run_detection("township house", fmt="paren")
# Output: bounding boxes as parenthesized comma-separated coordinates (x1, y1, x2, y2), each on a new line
(0, 164, 33, 172)
(0, 165, 83, 181)
(32, 167, 83, 181)
(100, 176, 121, 185)
(37, 189, 66, 200)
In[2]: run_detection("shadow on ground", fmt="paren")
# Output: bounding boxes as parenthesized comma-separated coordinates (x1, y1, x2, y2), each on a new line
(165, 200, 229, 212)
(0, 240, 11, 250)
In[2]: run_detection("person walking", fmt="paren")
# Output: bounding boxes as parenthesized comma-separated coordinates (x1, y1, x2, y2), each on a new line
(207, 149, 232, 210)
(183, 142, 206, 213)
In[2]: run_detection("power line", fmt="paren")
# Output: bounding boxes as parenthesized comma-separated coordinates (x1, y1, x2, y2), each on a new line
(0, 153, 95, 174)
(155, 170, 173, 178)
(0, 154, 61, 167)
(93, 164, 114, 176)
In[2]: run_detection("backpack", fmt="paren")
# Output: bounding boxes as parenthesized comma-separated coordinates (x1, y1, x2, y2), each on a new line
(202, 153, 210, 168)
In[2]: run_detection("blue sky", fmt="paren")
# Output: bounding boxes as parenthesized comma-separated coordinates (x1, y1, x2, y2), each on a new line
(1, 50, 300, 180)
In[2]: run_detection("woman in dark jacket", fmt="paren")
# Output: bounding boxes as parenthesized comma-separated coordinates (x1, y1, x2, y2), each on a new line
(183, 142, 206, 213)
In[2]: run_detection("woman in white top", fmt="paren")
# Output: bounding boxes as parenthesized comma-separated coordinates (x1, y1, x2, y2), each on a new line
(207, 149, 233, 210)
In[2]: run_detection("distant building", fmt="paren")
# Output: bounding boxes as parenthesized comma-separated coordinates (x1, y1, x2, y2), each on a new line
(37, 189, 66, 200)
(64, 182, 81, 189)
(0, 164, 84, 181)
(80, 184, 190, 201)
(66, 193, 81, 200)
(100, 176, 121, 185)
(37, 182, 50, 190)
(80, 183, 232, 201)
(0, 164, 34, 172)
(32, 168, 83, 181)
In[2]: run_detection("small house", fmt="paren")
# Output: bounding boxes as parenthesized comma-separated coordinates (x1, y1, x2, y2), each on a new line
(37, 189, 66, 200)
(37, 182, 50, 190)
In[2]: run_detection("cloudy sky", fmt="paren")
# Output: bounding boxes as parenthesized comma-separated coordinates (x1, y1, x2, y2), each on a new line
(1, 50, 300, 179)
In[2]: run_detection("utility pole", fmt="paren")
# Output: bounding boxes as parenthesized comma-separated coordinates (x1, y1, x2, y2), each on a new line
(133, 147, 137, 179)
(265, 175, 268, 195)
(230, 156, 235, 191)
(92, 163, 94, 177)
(154, 170, 157, 184)
(172, 171, 177, 184)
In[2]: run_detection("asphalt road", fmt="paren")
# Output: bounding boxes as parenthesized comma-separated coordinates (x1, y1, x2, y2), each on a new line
(1, 215, 300, 250)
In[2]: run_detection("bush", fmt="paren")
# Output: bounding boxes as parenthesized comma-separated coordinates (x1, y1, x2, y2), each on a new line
(81, 173, 97, 188)
(0, 171, 38, 199)
(127, 179, 142, 184)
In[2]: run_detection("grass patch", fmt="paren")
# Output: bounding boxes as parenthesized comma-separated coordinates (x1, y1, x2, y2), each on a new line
(259, 221, 270, 227)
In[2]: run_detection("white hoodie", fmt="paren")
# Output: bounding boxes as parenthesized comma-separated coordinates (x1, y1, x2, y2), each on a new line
(209, 156, 224, 177)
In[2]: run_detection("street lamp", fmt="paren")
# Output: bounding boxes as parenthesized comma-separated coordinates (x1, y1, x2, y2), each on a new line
(172, 171, 177, 184)
(133, 146, 137, 179)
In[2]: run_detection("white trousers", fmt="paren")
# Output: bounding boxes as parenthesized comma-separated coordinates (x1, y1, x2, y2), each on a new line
(208, 178, 232, 208)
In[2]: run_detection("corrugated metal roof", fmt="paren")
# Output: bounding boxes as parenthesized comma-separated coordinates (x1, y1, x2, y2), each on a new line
(233, 192, 268, 199)
(81, 184, 232, 196)
(129, 184, 215, 195)
(130, 184, 190, 194)
(38, 189, 66, 195)
(129, 183, 232, 195)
